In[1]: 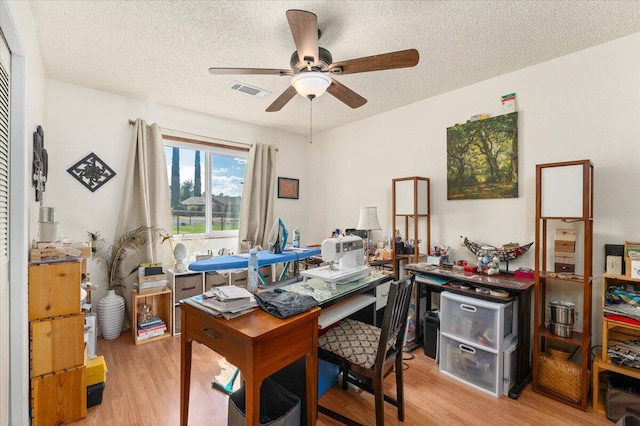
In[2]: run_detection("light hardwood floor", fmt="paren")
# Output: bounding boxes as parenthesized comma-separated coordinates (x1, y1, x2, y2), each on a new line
(70, 333, 610, 426)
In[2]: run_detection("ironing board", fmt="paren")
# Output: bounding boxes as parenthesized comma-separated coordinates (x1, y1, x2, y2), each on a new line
(188, 248, 322, 283)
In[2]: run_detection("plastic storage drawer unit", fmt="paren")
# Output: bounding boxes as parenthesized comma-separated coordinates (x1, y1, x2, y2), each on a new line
(439, 291, 516, 397)
(440, 291, 515, 351)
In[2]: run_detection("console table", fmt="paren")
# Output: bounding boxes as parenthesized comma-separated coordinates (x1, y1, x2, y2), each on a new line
(404, 264, 534, 399)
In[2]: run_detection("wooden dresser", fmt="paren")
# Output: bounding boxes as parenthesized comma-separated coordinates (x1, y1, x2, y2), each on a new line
(28, 260, 86, 425)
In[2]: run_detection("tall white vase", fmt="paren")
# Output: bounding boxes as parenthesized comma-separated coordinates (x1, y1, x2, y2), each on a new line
(97, 289, 125, 340)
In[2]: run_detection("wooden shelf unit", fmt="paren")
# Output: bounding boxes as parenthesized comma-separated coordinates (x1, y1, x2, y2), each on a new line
(131, 288, 173, 345)
(392, 176, 430, 277)
(592, 273, 640, 415)
(532, 159, 594, 411)
(28, 260, 87, 425)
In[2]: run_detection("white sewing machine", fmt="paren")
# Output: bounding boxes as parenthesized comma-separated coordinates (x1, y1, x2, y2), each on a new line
(300, 236, 370, 284)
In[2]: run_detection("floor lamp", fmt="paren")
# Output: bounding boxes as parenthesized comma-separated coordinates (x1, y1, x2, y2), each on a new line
(356, 206, 382, 262)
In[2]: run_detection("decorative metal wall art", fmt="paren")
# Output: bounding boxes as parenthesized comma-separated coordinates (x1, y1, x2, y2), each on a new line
(67, 152, 116, 192)
(447, 112, 518, 200)
(32, 125, 48, 202)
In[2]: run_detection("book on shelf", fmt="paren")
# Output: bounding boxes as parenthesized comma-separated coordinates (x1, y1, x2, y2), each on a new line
(137, 327, 167, 340)
(139, 273, 166, 284)
(138, 316, 164, 328)
(137, 322, 167, 334)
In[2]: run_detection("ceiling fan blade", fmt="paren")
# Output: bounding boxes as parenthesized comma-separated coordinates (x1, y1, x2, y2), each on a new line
(266, 86, 298, 112)
(326, 79, 367, 109)
(327, 49, 419, 75)
(286, 9, 319, 66)
(209, 67, 293, 76)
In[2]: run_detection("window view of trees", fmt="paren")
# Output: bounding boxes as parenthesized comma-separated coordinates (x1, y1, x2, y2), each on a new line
(165, 143, 247, 236)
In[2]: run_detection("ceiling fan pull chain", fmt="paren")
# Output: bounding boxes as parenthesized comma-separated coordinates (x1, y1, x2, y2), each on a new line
(309, 96, 313, 144)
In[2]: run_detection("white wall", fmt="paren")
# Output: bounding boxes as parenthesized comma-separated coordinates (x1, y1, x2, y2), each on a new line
(2, 1, 48, 424)
(308, 32, 640, 345)
(44, 81, 309, 304)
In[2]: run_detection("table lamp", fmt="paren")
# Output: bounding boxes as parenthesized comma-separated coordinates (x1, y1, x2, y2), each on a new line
(356, 206, 382, 261)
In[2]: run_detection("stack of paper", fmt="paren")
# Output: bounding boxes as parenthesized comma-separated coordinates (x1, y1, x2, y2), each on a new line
(183, 285, 258, 319)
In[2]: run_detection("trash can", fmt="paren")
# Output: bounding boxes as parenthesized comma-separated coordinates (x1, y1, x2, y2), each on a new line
(228, 378, 301, 426)
(422, 309, 440, 360)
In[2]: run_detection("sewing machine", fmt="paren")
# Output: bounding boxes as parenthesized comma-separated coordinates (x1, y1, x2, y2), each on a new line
(301, 236, 370, 284)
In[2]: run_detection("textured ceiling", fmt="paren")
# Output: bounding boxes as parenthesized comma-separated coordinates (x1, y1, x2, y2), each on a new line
(29, 0, 640, 136)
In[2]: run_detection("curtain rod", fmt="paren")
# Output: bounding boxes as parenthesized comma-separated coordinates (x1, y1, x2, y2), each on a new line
(128, 119, 278, 151)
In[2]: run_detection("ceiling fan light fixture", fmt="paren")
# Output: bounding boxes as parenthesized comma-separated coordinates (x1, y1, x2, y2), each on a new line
(291, 72, 331, 99)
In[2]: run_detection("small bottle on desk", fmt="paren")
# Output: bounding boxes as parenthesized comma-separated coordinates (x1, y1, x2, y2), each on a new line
(247, 249, 258, 293)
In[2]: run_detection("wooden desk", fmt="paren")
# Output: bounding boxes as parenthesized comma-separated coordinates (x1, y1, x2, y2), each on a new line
(180, 302, 321, 426)
(405, 265, 534, 399)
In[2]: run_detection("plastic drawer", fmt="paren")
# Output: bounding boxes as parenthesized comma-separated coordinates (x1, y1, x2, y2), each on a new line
(440, 333, 501, 397)
(440, 291, 514, 351)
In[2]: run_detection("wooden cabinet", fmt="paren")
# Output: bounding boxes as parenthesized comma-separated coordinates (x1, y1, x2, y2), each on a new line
(532, 160, 593, 410)
(592, 274, 640, 414)
(392, 176, 430, 277)
(28, 261, 86, 425)
(131, 288, 172, 345)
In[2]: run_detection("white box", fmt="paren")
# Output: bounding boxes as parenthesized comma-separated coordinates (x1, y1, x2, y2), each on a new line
(84, 313, 97, 359)
(632, 260, 640, 279)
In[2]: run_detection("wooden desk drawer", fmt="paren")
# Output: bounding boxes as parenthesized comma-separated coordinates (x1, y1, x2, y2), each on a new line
(174, 274, 202, 300)
(184, 310, 245, 362)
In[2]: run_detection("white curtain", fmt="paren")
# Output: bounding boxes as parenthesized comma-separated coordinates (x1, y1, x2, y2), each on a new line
(115, 118, 173, 322)
(238, 143, 277, 250)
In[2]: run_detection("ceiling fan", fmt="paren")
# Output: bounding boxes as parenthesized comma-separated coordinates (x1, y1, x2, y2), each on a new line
(208, 9, 419, 112)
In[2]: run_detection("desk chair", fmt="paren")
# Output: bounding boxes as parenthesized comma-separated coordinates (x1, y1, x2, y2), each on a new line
(317, 275, 415, 426)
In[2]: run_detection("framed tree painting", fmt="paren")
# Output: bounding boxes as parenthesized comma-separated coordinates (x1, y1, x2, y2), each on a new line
(278, 177, 299, 199)
(447, 112, 518, 200)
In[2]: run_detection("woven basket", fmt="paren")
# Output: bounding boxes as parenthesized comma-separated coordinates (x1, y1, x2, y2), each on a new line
(538, 353, 582, 403)
(548, 346, 571, 360)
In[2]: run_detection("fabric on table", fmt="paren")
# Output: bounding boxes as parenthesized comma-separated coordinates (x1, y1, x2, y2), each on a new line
(254, 291, 318, 319)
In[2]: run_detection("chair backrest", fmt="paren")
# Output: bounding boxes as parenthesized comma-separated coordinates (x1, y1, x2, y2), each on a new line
(375, 275, 415, 367)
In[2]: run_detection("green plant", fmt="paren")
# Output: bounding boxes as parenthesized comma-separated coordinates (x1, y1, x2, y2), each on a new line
(94, 225, 166, 290)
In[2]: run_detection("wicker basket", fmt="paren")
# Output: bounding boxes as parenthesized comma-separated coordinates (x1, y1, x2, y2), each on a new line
(538, 353, 582, 403)
(548, 346, 571, 361)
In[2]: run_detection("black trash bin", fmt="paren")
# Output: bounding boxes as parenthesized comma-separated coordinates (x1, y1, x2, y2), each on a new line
(422, 309, 440, 360)
(228, 378, 301, 426)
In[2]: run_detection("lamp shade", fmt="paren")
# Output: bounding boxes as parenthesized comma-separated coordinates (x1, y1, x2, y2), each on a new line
(291, 72, 331, 98)
(356, 207, 382, 231)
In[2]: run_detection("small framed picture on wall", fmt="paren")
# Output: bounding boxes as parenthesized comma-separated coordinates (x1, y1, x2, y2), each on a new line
(278, 177, 299, 199)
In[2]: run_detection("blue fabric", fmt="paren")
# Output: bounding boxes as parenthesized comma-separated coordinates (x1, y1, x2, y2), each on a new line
(188, 248, 321, 272)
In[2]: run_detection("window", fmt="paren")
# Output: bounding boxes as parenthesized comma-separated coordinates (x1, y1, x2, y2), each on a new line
(164, 139, 248, 237)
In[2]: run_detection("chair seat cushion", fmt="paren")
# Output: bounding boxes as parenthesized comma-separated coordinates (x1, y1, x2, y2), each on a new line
(318, 319, 381, 369)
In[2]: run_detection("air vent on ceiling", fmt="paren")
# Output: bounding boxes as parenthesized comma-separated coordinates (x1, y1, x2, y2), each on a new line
(229, 81, 271, 98)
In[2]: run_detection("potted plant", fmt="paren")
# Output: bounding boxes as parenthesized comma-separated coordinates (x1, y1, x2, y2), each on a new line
(93, 225, 165, 340)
